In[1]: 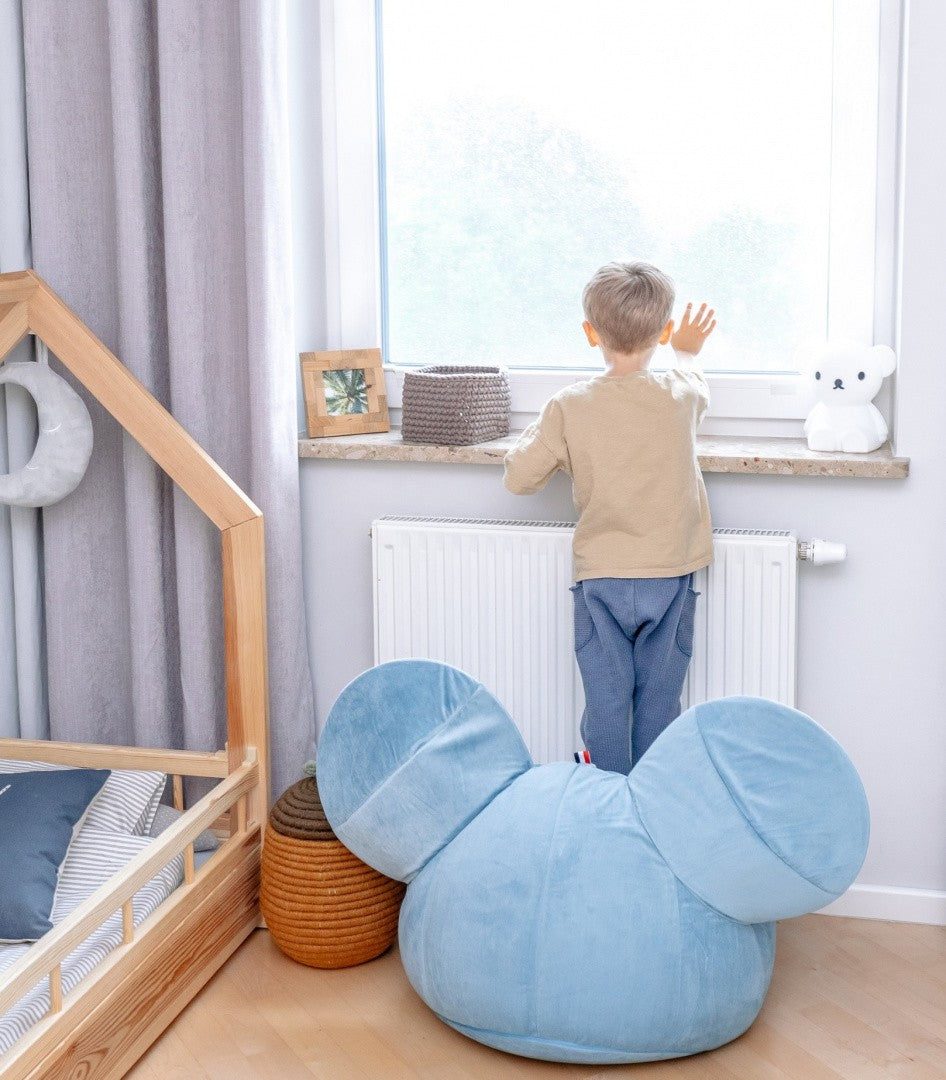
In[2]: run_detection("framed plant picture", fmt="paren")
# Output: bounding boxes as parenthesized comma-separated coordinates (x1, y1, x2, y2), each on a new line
(300, 348, 390, 438)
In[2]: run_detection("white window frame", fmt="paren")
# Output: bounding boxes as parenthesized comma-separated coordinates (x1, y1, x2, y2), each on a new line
(313, 0, 901, 436)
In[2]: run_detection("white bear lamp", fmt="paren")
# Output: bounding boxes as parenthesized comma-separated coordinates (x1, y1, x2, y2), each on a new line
(803, 341, 896, 453)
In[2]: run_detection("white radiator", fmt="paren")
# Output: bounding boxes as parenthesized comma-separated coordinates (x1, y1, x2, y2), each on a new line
(373, 517, 798, 764)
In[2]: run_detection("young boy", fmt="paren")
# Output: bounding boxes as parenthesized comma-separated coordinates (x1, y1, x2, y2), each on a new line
(503, 261, 716, 774)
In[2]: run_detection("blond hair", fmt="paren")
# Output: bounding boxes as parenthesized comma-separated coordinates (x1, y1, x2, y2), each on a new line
(582, 261, 675, 352)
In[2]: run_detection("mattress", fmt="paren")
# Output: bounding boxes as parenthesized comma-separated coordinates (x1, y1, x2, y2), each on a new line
(0, 826, 185, 1056)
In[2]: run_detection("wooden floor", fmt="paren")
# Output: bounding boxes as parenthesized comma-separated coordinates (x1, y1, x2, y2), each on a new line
(127, 916, 946, 1080)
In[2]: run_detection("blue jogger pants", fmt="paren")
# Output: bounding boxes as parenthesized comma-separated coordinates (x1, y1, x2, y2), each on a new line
(572, 574, 698, 774)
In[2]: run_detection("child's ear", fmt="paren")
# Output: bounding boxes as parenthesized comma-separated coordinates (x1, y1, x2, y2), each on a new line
(659, 320, 674, 346)
(582, 320, 599, 347)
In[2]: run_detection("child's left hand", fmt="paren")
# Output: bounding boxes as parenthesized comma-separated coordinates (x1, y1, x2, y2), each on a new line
(670, 303, 717, 356)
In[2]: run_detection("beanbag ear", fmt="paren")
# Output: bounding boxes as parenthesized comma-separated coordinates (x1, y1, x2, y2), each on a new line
(631, 697, 870, 922)
(317, 660, 533, 882)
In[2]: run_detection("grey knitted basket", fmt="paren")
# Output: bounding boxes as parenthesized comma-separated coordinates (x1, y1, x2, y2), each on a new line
(401, 365, 511, 446)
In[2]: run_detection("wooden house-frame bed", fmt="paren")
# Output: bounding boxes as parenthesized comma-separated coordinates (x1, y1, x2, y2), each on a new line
(0, 270, 270, 1080)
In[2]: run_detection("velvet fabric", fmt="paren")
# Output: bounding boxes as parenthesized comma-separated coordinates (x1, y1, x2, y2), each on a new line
(318, 660, 869, 1065)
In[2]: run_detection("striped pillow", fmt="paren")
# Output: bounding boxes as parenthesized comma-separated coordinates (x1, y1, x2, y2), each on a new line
(0, 760, 166, 836)
(0, 827, 185, 1054)
(51, 826, 185, 920)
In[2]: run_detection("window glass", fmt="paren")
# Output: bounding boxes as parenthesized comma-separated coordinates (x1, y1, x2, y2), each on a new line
(378, 0, 836, 372)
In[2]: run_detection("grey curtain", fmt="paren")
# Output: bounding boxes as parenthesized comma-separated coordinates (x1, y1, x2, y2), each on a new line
(20, 0, 316, 797)
(0, 0, 47, 740)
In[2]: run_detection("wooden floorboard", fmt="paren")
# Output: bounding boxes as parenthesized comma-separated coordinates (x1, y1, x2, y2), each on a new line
(126, 917, 946, 1079)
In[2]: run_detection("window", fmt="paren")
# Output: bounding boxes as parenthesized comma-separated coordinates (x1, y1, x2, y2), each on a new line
(316, 1, 898, 427)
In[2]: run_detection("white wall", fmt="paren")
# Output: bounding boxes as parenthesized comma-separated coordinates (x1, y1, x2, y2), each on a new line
(299, 0, 946, 921)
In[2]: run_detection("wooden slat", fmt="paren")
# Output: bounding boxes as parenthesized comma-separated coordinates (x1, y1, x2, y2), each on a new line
(122, 901, 134, 946)
(24, 278, 260, 531)
(222, 516, 270, 823)
(0, 271, 39, 305)
(4, 830, 260, 1080)
(0, 301, 29, 362)
(48, 967, 62, 1016)
(0, 759, 257, 1015)
(0, 738, 230, 778)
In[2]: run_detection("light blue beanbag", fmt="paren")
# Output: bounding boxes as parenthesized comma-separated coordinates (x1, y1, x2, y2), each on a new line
(317, 661, 869, 1064)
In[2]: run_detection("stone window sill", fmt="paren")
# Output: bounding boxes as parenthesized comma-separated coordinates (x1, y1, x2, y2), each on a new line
(298, 430, 909, 479)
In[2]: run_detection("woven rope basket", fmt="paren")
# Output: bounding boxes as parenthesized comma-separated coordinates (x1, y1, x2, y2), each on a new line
(401, 365, 510, 445)
(260, 775, 405, 968)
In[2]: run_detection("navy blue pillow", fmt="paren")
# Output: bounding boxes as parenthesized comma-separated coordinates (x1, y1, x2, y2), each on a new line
(0, 768, 110, 942)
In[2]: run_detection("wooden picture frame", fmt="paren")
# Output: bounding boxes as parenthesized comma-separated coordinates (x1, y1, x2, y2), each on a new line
(300, 348, 390, 438)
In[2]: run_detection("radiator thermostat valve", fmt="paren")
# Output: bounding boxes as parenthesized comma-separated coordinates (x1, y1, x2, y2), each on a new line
(798, 538, 847, 565)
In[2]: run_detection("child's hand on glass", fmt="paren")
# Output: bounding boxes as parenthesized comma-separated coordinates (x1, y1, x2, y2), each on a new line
(670, 303, 717, 356)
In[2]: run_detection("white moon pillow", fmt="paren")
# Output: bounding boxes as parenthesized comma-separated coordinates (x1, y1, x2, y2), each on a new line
(0, 360, 93, 507)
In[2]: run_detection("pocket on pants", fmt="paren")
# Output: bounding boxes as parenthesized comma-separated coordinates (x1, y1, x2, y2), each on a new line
(675, 588, 699, 658)
(571, 583, 594, 652)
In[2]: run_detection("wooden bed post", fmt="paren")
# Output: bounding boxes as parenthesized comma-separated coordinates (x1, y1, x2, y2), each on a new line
(223, 514, 271, 824)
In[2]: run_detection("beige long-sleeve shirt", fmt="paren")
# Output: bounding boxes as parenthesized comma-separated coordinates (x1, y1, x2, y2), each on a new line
(504, 358, 712, 581)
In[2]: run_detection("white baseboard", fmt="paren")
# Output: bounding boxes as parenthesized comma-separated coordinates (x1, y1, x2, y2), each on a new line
(817, 883, 946, 925)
